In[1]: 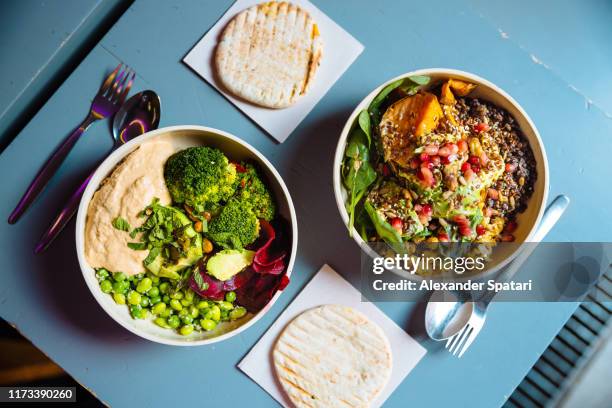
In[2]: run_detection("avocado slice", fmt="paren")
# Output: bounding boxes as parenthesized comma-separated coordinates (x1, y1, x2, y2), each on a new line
(145, 207, 203, 280)
(206, 249, 255, 281)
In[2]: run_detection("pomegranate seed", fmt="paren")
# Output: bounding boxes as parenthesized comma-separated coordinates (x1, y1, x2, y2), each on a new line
(438, 146, 451, 157)
(420, 167, 435, 186)
(474, 122, 490, 133)
(424, 144, 439, 155)
(278, 275, 290, 291)
(487, 188, 499, 200)
(421, 160, 434, 170)
(449, 143, 459, 155)
(464, 167, 475, 181)
(476, 225, 486, 236)
(459, 225, 473, 237)
(431, 155, 441, 166)
(505, 162, 516, 173)
(390, 217, 403, 233)
(501, 233, 515, 242)
(414, 204, 422, 212)
(438, 232, 449, 242)
(453, 215, 469, 227)
(410, 158, 419, 169)
(469, 156, 480, 165)
(457, 139, 468, 153)
(505, 221, 517, 233)
(419, 153, 430, 162)
(461, 162, 471, 173)
(471, 163, 481, 173)
(234, 163, 247, 173)
(421, 204, 433, 217)
(382, 164, 391, 177)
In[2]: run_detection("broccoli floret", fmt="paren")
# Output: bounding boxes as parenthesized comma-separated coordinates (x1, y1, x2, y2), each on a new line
(164, 147, 237, 210)
(234, 163, 276, 221)
(207, 198, 259, 248)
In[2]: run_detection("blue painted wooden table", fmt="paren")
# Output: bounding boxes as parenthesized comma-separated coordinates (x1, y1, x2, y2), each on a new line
(1, 0, 611, 406)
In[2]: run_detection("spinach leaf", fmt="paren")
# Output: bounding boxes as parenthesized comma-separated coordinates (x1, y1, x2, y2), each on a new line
(358, 109, 371, 147)
(112, 217, 131, 232)
(127, 242, 147, 250)
(364, 201, 405, 253)
(143, 246, 161, 266)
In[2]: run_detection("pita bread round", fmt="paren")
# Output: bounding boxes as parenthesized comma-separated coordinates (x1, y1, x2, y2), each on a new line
(273, 305, 392, 408)
(215, 1, 323, 108)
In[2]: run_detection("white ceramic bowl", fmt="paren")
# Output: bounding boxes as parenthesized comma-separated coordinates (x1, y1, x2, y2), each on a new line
(76, 125, 297, 346)
(333, 69, 549, 279)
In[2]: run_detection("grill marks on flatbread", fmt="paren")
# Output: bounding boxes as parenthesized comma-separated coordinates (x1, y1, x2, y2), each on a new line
(273, 305, 392, 408)
(215, 1, 323, 108)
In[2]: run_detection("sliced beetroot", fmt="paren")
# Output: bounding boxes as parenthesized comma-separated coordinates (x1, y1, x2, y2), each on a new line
(222, 269, 253, 291)
(236, 272, 284, 312)
(253, 218, 289, 267)
(253, 258, 285, 275)
(190, 267, 225, 300)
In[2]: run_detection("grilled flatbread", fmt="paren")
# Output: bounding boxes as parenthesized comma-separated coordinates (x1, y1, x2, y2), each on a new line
(273, 305, 392, 408)
(215, 1, 323, 108)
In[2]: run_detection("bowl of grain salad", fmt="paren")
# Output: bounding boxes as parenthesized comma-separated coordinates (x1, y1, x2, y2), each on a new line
(333, 69, 548, 278)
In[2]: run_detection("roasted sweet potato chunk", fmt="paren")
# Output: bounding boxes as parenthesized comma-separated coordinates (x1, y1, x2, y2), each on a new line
(440, 79, 477, 105)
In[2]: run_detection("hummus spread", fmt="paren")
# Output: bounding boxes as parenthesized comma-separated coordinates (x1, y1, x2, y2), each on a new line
(85, 140, 175, 275)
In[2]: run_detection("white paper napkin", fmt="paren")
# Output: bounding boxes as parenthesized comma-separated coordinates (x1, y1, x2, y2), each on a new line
(183, 0, 364, 143)
(238, 264, 427, 407)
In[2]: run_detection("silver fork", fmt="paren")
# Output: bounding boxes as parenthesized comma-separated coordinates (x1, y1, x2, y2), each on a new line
(445, 301, 486, 358)
(8, 63, 135, 224)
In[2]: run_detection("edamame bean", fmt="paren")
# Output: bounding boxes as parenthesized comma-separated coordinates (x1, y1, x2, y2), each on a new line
(152, 302, 166, 315)
(229, 306, 247, 320)
(140, 297, 150, 308)
(150, 296, 161, 305)
(96, 269, 109, 281)
(148, 286, 160, 298)
(113, 293, 126, 305)
(162, 295, 170, 303)
(206, 305, 221, 322)
(154, 317, 169, 328)
(159, 282, 169, 294)
(100, 280, 112, 293)
(170, 291, 183, 300)
(184, 290, 195, 302)
(180, 298, 192, 307)
(160, 308, 173, 318)
(127, 290, 142, 306)
(220, 310, 229, 321)
(189, 306, 199, 319)
(170, 299, 183, 311)
(225, 291, 236, 302)
(218, 301, 234, 311)
(181, 315, 193, 325)
(149, 274, 160, 285)
(200, 319, 216, 331)
(136, 277, 153, 294)
(130, 304, 143, 319)
(179, 324, 194, 336)
(167, 315, 180, 329)
(196, 300, 210, 309)
(113, 272, 127, 282)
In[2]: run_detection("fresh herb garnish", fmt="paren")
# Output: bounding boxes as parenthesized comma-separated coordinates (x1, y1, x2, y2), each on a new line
(193, 268, 209, 292)
(112, 217, 131, 232)
(127, 242, 147, 250)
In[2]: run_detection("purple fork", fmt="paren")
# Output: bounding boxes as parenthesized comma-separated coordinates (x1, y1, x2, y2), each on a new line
(8, 63, 135, 224)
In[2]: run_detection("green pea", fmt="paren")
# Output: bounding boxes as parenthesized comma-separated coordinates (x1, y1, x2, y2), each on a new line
(206, 305, 221, 322)
(181, 315, 193, 325)
(167, 315, 180, 329)
(136, 277, 153, 294)
(148, 287, 160, 298)
(225, 291, 236, 302)
(220, 310, 229, 321)
(178, 308, 189, 317)
(150, 296, 161, 305)
(179, 324, 194, 336)
(159, 282, 169, 294)
(196, 300, 210, 309)
(96, 268, 109, 281)
(130, 304, 143, 319)
(160, 308, 173, 318)
(152, 302, 166, 315)
(162, 295, 170, 303)
(113, 272, 127, 282)
(100, 280, 112, 293)
(140, 297, 150, 308)
(218, 301, 234, 311)
(127, 290, 141, 306)
(200, 319, 217, 331)
(112, 280, 129, 294)
(189, 306, 199, 319)
(229, 306, 247, 320)
(170, 291, 183, 300)
(113, 293, 126, 305)
(170, 299, 183, 311)
(154, 317, 169, 328)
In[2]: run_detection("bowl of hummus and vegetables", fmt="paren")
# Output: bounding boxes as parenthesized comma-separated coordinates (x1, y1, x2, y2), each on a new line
(334, 69, 549, 278)
(76, 125, 297, 345)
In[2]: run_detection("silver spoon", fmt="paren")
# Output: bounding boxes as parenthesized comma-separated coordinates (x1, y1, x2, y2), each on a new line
(425, 195, 570, 341)
(34, 90, 161, 253)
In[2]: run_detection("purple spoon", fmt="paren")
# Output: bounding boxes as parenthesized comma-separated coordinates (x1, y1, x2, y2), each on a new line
(34, 90, 161, 253)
